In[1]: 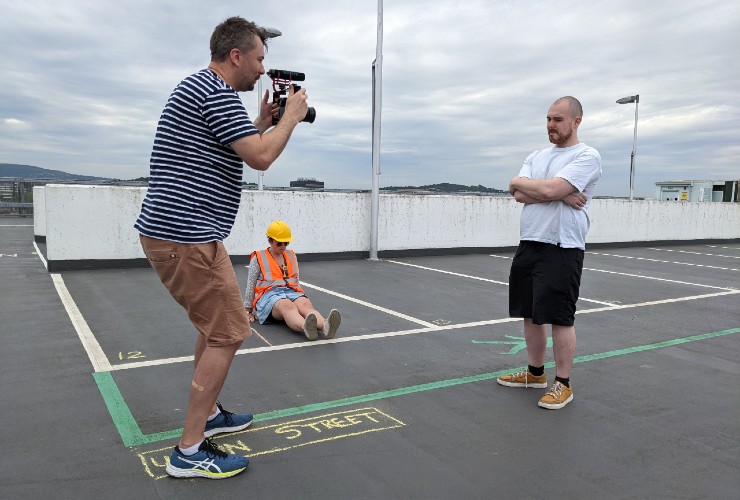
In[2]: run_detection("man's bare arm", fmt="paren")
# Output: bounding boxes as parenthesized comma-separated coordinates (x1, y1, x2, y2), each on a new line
(231, 86, 308, 171)
(509, 176, 576, 201)
(512, 190, 544, 204)
(510, 176, 587, 209)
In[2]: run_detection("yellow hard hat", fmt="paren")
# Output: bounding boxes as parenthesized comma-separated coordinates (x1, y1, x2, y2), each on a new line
(265, 220, 293, 242)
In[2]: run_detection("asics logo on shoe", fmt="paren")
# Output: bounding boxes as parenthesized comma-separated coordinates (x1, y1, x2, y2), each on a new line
(179, 457, 224, 473)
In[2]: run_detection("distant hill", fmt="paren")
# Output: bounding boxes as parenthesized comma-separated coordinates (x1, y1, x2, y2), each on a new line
(382, 183, 507, 194)
(0, 163, 114, 182)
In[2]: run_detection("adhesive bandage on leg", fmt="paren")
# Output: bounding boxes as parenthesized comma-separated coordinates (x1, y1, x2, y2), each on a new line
(191, 380, 204, 392)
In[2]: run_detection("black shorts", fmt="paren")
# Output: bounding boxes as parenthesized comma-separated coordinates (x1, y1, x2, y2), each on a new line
(509, 240, 584, 327)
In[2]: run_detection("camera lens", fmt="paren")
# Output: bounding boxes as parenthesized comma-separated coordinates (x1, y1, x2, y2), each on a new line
(303, 107, 316, 123)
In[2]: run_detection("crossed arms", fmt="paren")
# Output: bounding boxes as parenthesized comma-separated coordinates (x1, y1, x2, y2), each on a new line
(509, 176, 587, 210)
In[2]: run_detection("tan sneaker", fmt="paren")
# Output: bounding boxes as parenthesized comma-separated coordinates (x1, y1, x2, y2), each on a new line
(496, 371, 547, 388)
(538, 381, 573, 409)
(303, 312, 318, 341)
(323, 309, 341, 339)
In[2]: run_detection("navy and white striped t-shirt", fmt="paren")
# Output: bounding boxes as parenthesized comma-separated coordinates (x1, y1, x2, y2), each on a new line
(134, 69, 258, 243)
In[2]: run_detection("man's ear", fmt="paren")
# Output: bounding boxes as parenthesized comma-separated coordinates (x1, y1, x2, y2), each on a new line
(230, 47, 241, 66)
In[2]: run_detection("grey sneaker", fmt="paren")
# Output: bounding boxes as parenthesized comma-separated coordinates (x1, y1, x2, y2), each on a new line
(323, 309, 341, 339)
(166, 438, 249, 479)
(303, 312, 318, 341)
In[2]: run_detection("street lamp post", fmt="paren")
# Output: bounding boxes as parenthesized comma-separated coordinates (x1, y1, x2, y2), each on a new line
(257, 27, 282, 191)
(616, 94, 639, 201)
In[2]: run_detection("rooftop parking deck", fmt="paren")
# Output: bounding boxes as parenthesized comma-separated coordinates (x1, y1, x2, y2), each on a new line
(2, 217, 739, 499)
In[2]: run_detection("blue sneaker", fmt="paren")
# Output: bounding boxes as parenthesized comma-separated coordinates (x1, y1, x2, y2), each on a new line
(166, 438, 249, 479)
(204, 401, 254, 438)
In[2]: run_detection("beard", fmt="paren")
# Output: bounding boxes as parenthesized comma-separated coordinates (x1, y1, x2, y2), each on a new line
(548, 128, 573, 145)
(235, 73, 258, 92)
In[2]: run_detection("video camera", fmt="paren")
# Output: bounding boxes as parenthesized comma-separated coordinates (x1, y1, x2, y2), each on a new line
(267, 69, 316, 125)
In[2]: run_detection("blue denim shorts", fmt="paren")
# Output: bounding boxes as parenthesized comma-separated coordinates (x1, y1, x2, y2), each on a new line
(255, 287, 306, 324)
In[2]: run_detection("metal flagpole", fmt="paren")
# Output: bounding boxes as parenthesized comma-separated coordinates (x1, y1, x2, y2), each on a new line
(257, 77, 265, 190)
(369, 0, 383, 260)
(257, 27, 282, 190)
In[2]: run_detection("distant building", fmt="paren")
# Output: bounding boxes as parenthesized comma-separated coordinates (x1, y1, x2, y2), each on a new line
(0, 179, 14, 199)
(0, 177, 50, 216)
(655, 180, 739, 202)
(0, 177, 50, 202)
(290, 177, 324, 189)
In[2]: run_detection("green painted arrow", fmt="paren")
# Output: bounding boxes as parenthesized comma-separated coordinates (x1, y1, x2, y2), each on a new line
(471, 335, 552, 354)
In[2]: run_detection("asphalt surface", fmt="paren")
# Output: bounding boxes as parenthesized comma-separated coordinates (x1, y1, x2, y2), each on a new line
(2, 217, 739, 499)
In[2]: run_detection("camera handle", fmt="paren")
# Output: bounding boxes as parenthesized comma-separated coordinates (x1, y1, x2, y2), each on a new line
(269, 77, 315, 125)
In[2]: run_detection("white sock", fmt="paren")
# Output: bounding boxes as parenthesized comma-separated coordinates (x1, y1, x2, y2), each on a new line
(207, 408, 221, 421)
(180, 441, 202, 456)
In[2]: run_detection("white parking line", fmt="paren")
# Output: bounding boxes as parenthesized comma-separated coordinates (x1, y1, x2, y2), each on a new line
(107, 288, 740, 371)
(301, 280, 437, 328)
(491, 252, 738, 291)
(250, 327, 272, 346)
(388, 258, 615, 306)
(51, 274, 112, 372)
(386, 260, 508, 286)
(571, 290, 740, 314)
(582, 267, 737, 291)
(588, 251, 739, 272)
(706, 245, 740, 251)
(648, 247, 740, 259)
(242, 262, 434, 328)
(33, 241, 48, 270)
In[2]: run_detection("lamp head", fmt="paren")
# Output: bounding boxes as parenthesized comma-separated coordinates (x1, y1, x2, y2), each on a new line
(261, 26, 282, 39)
(616, 95, 639, 104)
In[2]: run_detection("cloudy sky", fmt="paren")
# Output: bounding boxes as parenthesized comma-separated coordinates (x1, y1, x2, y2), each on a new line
(1, 0, 738, 197)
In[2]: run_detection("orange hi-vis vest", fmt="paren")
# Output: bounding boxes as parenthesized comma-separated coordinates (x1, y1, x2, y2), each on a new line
(251, 249, 305, 308)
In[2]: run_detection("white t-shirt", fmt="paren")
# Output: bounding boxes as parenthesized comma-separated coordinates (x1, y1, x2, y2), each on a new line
(518, 143, 602, 249)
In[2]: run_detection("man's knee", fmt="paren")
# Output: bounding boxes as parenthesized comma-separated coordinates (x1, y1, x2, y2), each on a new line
(226, 339, 244, 351)
(203, 338, 244, 353)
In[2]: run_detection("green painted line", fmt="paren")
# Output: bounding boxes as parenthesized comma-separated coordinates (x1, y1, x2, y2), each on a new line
(92, 372, 146, 447)
(96, 327, 739, 447)
(572, 328, 740, 362)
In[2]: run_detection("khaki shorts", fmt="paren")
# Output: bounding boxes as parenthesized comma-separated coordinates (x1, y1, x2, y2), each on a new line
(140, 235, 251, 347)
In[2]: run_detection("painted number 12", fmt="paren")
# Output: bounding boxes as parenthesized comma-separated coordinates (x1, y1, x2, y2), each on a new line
(119, 351, 145, 360)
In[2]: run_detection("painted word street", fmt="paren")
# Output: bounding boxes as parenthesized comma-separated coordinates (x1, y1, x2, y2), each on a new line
(137, 407, 405, 480)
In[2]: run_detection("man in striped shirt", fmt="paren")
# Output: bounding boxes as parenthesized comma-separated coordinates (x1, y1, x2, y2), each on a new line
(134, 16, 310, 479)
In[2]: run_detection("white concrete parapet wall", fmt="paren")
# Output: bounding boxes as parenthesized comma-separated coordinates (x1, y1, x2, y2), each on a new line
(33, 185, 46, 239)
(35, 184, 740, 269)
(587, 199, 739, 243)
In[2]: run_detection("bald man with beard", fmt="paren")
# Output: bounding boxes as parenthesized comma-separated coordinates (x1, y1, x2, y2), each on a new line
(497, 96, 602, 410)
